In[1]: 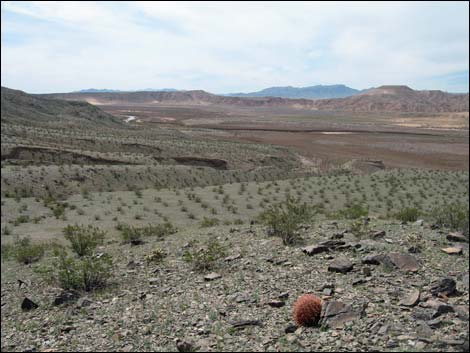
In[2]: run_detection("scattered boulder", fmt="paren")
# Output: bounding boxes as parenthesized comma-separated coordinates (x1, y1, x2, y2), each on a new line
(204, 272, 221, 281)
(447, 232, 468, 243)
(148, 277, 159, 286)
(362, 254, 385, 265)
(371, 230, 386, 239)
(441, 247, 463, 255)
(53, 290, 80, 306)
(421, 299, 454, 318)
(328, 257, 354, 273)
(77, 297, 93, 308)
(176, 339, 197, 352)
(430, 278, 456, 297)
(385, 253, 419, 272)
(302, 245, 329, 256)
(321, 301, 362, 329)
(231, 320, 262, 329)
(398, 289, 420, 307)
(21, 297, 38, 311)
(267, 300, 285, 308)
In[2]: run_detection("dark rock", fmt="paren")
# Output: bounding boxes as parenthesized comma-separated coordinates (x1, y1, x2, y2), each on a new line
(412, 307, 435, 321)
(148, 277, 159, 286)
(302, 245, 329, 256)
(319, 240, 346, 249)
(352, 278, 367, 286)
(21, 297, 38, 311)
(421, 299, 454, 318)
(77, 297, 93, 308)
(231, 320, 262, 329)
(408, 246, 421, 253)
(362, 267, 372, 276)
(267, 300, 285, 308)
(426, 317, 443, 328)
(430, 278, 456, 297)
(362, 254, 385, 265)
(53, 290, 80, 306)
(278, 292, 289, 300)
(328, 257, 353, 273)
(416, 321, 433, 338)
(285, 324, 297, 334)
(176, 339, 196, 352)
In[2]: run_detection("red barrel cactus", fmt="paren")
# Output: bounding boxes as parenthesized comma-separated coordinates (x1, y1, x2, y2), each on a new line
(293, 294, 322, 327)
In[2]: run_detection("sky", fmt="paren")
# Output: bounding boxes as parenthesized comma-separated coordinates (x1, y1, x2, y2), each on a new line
(1, 1, 469, 94)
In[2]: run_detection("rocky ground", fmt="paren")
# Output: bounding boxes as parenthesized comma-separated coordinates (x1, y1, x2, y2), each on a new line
(1, 219, 469, 352)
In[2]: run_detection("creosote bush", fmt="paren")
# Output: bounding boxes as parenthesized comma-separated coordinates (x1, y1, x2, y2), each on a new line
(12, 237, 45, 264)
(259, 197, 315, 245)
(63, 224, 105, 257)
(429, 202, 469, 236)
(183, 237, 227, 272)
(199, 217, 220, 228)
(395, 207, 419, 222)
(335, 203, 368, 220)
(51, 246, 113, 291)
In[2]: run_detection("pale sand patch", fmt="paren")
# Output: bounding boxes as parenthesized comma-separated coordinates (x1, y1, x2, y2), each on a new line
(321, 132, 355, 135)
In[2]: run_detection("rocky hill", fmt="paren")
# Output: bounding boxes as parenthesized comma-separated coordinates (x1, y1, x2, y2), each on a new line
(42, 86, 469, 113)
(1, 87, 123, 127)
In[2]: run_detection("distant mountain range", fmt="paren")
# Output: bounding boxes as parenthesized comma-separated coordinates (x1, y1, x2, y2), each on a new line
(41, 85, 469, 113)
(225, 84, 361, 99)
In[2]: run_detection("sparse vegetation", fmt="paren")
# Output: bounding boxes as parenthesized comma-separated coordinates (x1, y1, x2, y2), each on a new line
(63, 224, 106, 257)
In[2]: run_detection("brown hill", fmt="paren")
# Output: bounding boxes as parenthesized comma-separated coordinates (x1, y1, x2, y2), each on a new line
(314, 85, 469, 113)
(41, 85, 469, 113)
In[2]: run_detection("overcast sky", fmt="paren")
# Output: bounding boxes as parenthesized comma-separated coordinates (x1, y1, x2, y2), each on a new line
(1, 1, 469, 94)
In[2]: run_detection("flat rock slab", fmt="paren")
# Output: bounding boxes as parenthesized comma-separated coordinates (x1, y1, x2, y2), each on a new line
(321, 301, 361, 329)
(462, 273, 469, 290)
(328, 257, 354, 273)
(399, 289, 421, 307)
(441, 247, 463, 255)
(204, 272, 221, 281)
(362, 253, 385, 265)
(447, 232, 468, 243)
(386, 253, 419, 272)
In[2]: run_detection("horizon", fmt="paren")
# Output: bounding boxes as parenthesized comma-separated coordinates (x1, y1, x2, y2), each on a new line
(1, 1, 469, 94)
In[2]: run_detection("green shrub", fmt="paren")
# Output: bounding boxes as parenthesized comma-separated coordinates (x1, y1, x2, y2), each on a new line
(258, 197, 315, 245)
(52, 247, 113, 291)
(63, 225, 105, 257)
(350, 220, 369, 239)
(395, 207, 419, 222)
(429, 202, 469, 236)
(13, 215, 30, 226)
(335, 203, 368, 220)
(199, 217, 220, 228)
(12, 237, 45, 264)
(119, 224, 144, 245)
(183, 237, 227, 272)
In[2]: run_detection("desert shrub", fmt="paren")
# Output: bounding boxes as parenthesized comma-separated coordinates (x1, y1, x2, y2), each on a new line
(119, 224, 144, 245)
(2, 226, 11, 235)
(350, 220, 369, 239)
(335, 203, 368, 220)
(199, 217, 220, 228)
(145, 247, 167, 264)
(13, 215, 30, 226)
(63, 224, 105, 257)
(183, 237, 227, 272)
(395, 207, 419, 222)
(429, 202, 469, 236)
(12, 237, 45, 264)
(118, 222, 177, 244)
(52, 247, 113, 291)
(1, 243, 14, 261)
(258, 197, 315, 245)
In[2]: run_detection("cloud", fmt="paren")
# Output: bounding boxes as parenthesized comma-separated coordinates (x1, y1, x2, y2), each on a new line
(1, 1, 469, 93)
